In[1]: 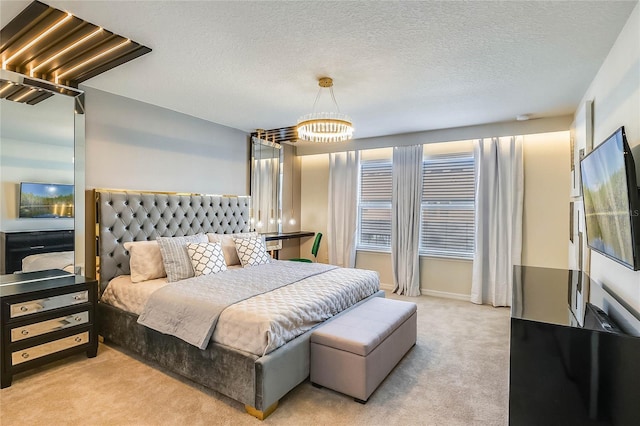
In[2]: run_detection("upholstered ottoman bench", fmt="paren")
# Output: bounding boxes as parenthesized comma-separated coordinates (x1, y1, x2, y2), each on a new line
(310, 297, 417, 403)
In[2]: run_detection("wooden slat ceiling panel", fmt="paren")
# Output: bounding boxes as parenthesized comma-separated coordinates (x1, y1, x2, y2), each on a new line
(3, 12, 75, 70)
(2, 80, 20, 98)
(26, 25, 118, 78)
(26, 90, 53, 104)
(0, 4, 56, 52)
(251, 126, 299, 145)
(27, 23, 97, 69)
(74, 46, 149, 85)
(52, 35, 127, 81)
(0, 0, 151, 105)
(63, 39, 144, 85)
(0, 80, 21, 98)
(5, 85, 38, 102)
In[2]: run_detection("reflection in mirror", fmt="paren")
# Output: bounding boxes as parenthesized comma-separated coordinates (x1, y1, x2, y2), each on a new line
(0, 89, 76, 275)
(251, 137, 282, 234)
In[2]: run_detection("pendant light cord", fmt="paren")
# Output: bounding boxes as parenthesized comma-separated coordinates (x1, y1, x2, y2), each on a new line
(311, 86, 341, 113)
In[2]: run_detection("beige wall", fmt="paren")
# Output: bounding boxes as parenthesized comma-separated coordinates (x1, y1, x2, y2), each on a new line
(280, 144, 302, 259)
(521, 131, 570, 269)
(300, 131, 570, 299)
(300, 154, 329, 262)
(418, 257, 473, 299)
(353, 252, 474, 298)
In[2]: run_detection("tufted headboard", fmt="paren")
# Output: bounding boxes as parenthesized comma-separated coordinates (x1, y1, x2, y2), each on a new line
(96, 190, 251, 291)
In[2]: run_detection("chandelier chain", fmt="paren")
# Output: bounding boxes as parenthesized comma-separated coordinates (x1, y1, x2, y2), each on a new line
(311, 86, 341, 113)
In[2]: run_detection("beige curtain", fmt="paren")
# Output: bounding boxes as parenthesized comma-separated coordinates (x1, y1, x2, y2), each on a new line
(327, 151, 360, 268)
(392, 145, 423, 296)
(472, 136, 524, 307)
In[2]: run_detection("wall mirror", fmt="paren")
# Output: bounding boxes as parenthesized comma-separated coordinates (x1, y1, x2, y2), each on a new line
(0, 70, 85, 275)
(251, 136, 282, 235)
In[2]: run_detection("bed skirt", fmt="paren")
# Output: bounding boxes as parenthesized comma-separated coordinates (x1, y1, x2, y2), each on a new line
(98, 290, 385, 412)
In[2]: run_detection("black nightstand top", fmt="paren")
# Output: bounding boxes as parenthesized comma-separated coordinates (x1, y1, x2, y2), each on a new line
(0, 270, 93, 297)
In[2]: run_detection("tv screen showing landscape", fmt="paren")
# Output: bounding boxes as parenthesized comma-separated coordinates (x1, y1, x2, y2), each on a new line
(19, 182, 74, 218)
(580, 128, 635, 269)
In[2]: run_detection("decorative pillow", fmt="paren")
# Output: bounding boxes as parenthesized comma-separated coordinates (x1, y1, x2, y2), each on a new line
(207, 232, 257, 266)
(186, 242, 227, 276)
(123, 240, 167, 283)
(156, 234, 208, 282)
(233, 235, 271, 268)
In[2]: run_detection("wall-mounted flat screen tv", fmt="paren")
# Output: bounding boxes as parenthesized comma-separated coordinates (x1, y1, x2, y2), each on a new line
(19, 182, 74, 218)
(580, 126, 640, 270)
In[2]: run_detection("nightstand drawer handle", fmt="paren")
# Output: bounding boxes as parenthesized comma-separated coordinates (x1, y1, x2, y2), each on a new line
(74, 295, 82, 301)
(75, 316, 82, 321)
(21, 330, 29, 335)
(21, 352, 29, 359)
(75, 336, 82, 343)
(20, 306, 28, 312)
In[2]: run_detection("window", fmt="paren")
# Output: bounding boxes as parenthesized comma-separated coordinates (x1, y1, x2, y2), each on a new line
(358, 159, 392, 250)
(356, 148, 475, 259)
(420, 152, 475, 258)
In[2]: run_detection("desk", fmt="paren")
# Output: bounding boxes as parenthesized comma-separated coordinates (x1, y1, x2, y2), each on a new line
(262, 231, 315, 241)
(260, 231, 315, 259)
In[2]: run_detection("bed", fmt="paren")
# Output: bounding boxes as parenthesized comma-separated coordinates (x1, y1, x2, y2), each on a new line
(94, 190, 382, 419)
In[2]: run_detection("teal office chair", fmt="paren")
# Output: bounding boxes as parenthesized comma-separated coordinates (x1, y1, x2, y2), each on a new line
(289, 233, 322, 263)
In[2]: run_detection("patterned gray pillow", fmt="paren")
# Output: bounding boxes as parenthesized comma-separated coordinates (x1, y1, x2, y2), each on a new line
(157, 234, 208, 282)
(233, 235, 271, 268)
(186, 242, 227, 276)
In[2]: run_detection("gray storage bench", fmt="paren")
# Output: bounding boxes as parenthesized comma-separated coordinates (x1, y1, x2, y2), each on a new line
(310, 297, 417, 403)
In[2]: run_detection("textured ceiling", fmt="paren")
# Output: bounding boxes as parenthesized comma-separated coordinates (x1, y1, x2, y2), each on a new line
(1, 1, 637, 140)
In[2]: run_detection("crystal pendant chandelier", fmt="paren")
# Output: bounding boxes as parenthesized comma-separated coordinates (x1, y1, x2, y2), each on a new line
(297, 77, 354, 143)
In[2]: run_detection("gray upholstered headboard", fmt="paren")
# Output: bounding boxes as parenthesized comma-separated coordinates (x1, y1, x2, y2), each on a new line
(96, 190, 251, 291)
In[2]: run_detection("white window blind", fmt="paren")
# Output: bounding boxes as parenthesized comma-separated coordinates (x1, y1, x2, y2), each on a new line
(358, 160, 392, 250)
(420, 152, 475, 258)
(357, 151, 476, 259)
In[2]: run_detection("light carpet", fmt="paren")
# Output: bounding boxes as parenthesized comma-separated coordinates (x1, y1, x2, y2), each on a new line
(0, 294, 510, 425)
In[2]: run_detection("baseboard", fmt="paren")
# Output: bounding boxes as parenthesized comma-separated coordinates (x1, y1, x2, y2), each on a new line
(380, 283, 394, 291)
(420, 289, 470, 301)
(379, 283, 470, 302)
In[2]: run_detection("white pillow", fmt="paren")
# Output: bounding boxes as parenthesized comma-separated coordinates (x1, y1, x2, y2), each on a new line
(156, 234, 208, 282)
(123, 241, 166, 283)
(207, 232, 257, 266)
(233, 235, 271, 268)
(186, 242, 227, 276)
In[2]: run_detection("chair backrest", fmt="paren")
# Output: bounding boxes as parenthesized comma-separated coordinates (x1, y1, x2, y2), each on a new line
(311, 232, 323, 258)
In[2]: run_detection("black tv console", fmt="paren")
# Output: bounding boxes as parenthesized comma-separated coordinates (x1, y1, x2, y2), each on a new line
(0, 230, 73, 274)
(510, 266, 640, 426)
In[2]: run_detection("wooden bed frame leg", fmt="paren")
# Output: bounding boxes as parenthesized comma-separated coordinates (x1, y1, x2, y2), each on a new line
(245, 401, 278, 420)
